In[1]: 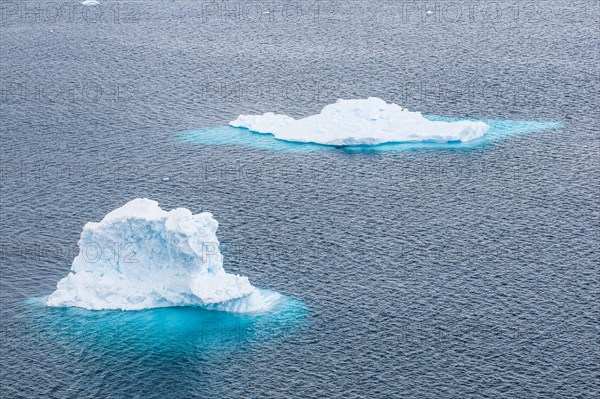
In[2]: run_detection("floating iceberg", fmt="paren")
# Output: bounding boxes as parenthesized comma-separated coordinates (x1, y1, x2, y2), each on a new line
(230, 97, 490, 146)
(47, 199, 280, 313)
(80, 0, 99, 5)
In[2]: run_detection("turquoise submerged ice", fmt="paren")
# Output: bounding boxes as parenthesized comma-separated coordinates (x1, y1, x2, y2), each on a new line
(230, 98, 490, 145)
(47, 199, 281, 313)
(182, 119, 562, 153)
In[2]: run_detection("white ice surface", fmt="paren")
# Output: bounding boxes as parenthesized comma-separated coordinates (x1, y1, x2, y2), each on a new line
(47, 199, 280, 312)
(230, 97, 490, 145)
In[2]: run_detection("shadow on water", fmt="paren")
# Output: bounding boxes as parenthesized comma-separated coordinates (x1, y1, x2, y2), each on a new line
(179, 116, 562, 153)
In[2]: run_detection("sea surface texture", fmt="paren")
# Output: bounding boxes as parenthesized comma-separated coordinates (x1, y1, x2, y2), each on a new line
(1, 1, 599, 398)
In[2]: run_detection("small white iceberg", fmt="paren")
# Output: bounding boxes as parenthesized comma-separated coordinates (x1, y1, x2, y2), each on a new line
(230, 97, 490, 146)
(47, 199, 281, 313)
(81, 0, 99, 6)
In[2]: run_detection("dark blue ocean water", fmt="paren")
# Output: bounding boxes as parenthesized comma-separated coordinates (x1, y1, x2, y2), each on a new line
(1, 1, 599, 397)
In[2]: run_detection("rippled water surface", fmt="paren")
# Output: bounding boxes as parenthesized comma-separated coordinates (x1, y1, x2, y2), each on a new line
(1, 1, 599, 398)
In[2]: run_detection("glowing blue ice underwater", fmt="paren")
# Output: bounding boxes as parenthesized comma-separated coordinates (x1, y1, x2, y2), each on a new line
(180, 116, 563, 153)
(26, 295, 307, 354)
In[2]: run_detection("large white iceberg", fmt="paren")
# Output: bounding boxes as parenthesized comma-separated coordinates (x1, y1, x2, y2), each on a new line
(47, 199, 280, 312)
(230, 97, 490, 146)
